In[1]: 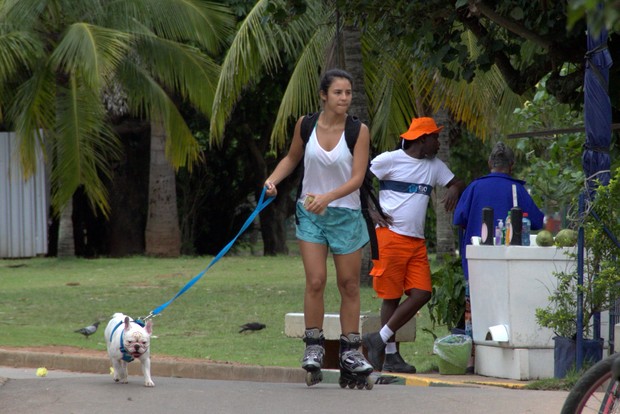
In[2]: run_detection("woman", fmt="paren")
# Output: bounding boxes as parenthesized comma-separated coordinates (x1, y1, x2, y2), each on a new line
(264, 68, 373, 388)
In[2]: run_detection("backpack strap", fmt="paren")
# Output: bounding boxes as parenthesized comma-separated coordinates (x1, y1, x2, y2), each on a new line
(300, 112, 319, 146)
(295, 113, 319, 216)
(300, 112, 360, 154)
(344, 115, 361, 154)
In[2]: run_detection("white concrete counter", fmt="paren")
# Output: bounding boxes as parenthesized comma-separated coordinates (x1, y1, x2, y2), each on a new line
(466, 243, 576, 379)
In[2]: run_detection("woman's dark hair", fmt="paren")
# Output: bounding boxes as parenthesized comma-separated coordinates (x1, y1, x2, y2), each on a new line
(319, 68, 353, 94)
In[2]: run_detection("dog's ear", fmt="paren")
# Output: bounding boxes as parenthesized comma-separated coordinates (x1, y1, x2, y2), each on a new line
(124, 316, 131, 331)
(145, 320, 153, 334)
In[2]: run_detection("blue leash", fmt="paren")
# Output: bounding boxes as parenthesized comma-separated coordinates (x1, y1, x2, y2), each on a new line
(143, 187, 274, 320)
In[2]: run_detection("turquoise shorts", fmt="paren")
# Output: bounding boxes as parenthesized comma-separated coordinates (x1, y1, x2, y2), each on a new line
(296, 202, 369, 255)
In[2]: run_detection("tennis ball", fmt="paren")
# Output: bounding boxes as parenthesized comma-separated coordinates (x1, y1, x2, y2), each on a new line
(36, 367, 48, 377)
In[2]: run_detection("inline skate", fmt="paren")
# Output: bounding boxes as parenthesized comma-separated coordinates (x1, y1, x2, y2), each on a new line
(301, 328, 325, 386)
(338, 333, 374, 390)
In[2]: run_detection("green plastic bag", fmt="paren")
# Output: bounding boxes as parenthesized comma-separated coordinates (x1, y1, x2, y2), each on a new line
(433, 334, 472, 375)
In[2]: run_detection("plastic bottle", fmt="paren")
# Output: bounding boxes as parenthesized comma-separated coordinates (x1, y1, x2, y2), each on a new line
(522, 212, 531, 246)
(495, 219, 504, 245)
(509, 207, 523, 246)
(464, 282, 472, 338)
(504, 212, 511, 246)
(481, 207, 494, 245)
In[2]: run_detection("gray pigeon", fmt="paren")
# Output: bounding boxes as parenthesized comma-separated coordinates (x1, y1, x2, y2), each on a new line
(239, 322, 266, 333)
(75, 321, 100, 338)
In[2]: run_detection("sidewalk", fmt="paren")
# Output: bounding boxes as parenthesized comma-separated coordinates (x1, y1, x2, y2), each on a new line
(0, 347, 531, 389)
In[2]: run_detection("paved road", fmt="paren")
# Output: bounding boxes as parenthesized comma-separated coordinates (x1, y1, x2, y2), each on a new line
(0, 367, 568, 414)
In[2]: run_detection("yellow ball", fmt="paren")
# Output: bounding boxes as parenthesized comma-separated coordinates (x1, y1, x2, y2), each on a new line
(36, 367, 48, 377)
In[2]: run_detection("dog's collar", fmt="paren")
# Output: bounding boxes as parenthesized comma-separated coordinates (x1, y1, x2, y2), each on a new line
(109, 319, 146, 363)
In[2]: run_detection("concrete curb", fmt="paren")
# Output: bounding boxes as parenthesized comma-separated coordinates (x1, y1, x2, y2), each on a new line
(0, 348, 529, 389)
(0, 348, 305, 384)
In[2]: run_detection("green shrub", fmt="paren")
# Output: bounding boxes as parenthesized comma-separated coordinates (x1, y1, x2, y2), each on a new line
(426, 255, 465, 335)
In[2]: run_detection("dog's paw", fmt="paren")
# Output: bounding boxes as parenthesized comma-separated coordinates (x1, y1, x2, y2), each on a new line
(144, 379, 155, 387)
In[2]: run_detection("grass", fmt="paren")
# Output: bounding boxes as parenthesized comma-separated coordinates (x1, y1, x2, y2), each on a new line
(0, 253, 448, 372)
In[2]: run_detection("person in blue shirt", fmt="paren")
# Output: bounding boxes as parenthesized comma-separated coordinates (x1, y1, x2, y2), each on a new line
(454, 142, 544, 277)
(453, 141, 544, 372)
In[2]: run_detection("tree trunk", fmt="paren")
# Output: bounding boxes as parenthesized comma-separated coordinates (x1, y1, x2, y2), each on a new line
(56, 200, 75, 257)
(342, 25, 374, 286)
(433, 108, 456, 262)
(108, 119, 150, 256)
(145, 120, 181, 257)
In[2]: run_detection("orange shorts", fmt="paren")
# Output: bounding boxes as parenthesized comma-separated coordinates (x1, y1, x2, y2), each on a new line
(369, 227, 432, 299)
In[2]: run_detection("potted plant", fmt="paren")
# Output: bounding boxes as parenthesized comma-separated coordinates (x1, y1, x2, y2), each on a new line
(535, 169, 620, 378)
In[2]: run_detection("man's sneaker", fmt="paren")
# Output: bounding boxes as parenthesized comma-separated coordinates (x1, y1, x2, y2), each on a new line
(382, 351, 416, 374)
(362, 331, 385, 371)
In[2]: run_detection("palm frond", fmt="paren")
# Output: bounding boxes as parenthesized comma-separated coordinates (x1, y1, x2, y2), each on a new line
(133, 33, 220, 116)
(0, 0, 49, 27)
(105, 0, 234, 52)
(9, 67, 56, 177)
(50, 23, 132, 90)
(0, 31, 44, 83)
(421, 31, 526, 140)
(52, 75, 120, 217)
(269, 22, 335, 150)
(210, 0, 320, 144)
(428, 64, 524, 140)
(363, 33, 420, 151)
(119, 61, 200, 169)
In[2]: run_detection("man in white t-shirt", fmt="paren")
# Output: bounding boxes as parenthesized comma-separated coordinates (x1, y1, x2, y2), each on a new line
(363, 117, 465, 373)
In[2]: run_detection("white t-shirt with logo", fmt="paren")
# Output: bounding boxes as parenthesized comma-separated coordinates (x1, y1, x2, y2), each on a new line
(370, 149, 454, 238)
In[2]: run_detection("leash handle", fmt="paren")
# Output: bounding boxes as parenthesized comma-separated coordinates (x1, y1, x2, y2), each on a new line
(149, 187, 274, 317)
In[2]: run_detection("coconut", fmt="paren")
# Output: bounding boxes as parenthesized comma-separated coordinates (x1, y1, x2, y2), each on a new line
(536, 230, 554, 246)
(555, 229, 578, 247)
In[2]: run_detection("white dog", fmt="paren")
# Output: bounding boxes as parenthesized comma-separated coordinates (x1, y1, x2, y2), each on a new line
(104, 313, 154, 387)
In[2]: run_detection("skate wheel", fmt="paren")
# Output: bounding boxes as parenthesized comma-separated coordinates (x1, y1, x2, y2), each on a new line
(348, 381, 355, 389)
(338, 378, 347, 388)
(305, 371, 321, 386)
(356, 382, 364, 390)
(365, 381, 374, 390)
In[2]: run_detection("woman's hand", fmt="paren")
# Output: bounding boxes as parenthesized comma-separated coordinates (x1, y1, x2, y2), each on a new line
(304, 193, 329, 215)
(264, 180, 277, 197)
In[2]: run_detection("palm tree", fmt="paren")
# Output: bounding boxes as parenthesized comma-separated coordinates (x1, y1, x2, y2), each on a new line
(0, 0, 234, 256)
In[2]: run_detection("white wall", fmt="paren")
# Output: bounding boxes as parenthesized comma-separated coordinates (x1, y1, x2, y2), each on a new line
(0, 132, 48, 258)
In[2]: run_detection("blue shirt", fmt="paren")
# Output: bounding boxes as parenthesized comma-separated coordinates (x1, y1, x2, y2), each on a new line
(453, 172, 544, 279)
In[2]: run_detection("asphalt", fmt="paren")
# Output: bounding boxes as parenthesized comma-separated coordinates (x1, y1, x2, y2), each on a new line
(0, 347, 532, 389)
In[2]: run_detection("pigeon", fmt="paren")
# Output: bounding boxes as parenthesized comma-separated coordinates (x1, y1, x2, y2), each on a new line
(239, 322, 266, 333)
(75, 321, 100, 338)
(374, 375, 401, 385)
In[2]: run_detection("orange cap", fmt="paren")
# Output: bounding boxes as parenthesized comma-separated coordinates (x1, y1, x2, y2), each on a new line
(400, 117, 444, 141)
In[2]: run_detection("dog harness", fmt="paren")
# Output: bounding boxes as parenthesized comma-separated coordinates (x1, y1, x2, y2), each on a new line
(109, 319, 146, 363)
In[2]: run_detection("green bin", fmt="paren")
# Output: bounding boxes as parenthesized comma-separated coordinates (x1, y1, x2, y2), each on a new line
(433, 334, 472, 375)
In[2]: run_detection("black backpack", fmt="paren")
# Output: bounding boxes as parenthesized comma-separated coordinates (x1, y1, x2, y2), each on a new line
(297, 112, 384, 260)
